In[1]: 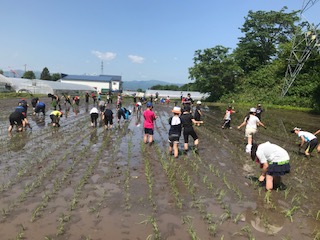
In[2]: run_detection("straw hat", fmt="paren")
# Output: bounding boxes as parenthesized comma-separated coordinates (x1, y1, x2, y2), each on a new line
(172, 106, 181, 114)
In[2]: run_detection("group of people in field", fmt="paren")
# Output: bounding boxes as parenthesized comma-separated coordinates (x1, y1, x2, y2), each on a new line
(221, 103, 320, 191)
(142, 93, 204, 158)
(8, 92, 320, 193)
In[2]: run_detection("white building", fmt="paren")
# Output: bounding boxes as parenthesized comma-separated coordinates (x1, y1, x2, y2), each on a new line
(60, 74, 122, 94)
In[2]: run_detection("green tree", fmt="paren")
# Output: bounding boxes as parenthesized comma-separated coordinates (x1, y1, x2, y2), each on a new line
(22, 71, 36, 79)
(40, 67, 51, 80)
(0, 69, 3, 75)
(51, 73, 61, 81)
(189, 45, 241, 101)
(233, 7, 299, 73)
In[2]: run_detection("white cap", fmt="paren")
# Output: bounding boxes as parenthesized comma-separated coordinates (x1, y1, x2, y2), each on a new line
(250, 107, 256, 113)
(197, 101, 202, 105)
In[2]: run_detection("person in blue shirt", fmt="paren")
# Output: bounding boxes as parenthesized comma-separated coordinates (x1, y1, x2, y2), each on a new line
(34, 100, 46, 115)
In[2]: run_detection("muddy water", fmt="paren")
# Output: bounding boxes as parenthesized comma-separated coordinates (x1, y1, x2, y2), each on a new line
(0, 97, 319, 240)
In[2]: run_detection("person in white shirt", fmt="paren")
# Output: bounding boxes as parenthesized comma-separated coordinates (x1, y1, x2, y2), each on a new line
(247, 141, 290, 190)
(238, 107, 266, 146)
(90, 107, 99, 127)
(291, 127, 318, 156)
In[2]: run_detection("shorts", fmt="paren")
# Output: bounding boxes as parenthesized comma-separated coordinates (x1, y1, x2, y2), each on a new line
(306, 138, 318, 154)
(245, 127, 257, 137)
(90, 113, 99, 122)
(9, 116, 23, 126)
(183, 128, 198, 143)
(168, 133, 180, 144)
(50, 114, 59, 124)
(144, 128, 154, 135)
(267, 161, 290, 176)
(104, 117, 113, 125)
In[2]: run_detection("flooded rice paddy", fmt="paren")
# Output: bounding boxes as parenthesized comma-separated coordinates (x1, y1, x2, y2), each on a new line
(0, 97, 319, 240)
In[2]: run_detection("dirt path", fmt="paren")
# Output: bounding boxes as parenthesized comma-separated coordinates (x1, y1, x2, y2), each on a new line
(0, 96, 319, 239)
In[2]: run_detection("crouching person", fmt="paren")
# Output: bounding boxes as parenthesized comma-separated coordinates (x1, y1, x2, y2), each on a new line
(50, 110, 63, 127)
(168, 106, 182, 158)
(8, 111, 25, 133)
(247, 141, 290, 191)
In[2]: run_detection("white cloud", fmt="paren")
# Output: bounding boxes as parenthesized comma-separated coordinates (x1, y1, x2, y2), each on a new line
(128, 55, 144, 64)
(91, 50, 117, 61)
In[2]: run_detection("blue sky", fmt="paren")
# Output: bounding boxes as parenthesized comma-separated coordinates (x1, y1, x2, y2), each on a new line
(1, 0, 319, 84)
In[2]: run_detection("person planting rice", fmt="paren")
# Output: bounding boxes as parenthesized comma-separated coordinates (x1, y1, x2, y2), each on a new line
(34, 100, 46, 116)
(247, 142, 290, 191)
(291, 127, 318, 156)
(237, 107, 266, 147)
(89, 107, 99, 127)
(103, 105, 114, 130)
(50, 110, 63, 127)
(8, 110, 25, 133)
(168, 106, 182, 158)
(180, 105, 203, 154)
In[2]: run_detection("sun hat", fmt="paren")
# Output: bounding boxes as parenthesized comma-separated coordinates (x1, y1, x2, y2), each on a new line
(291, 127, 301, 133)
(172, 106, 181, 114)
(146, 102, 153, 107)
(250, 107, 257, 113)
(197, 101, 202, 105)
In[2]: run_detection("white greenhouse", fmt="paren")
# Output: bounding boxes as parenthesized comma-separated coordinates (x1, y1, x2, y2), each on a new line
(0, 74, 96, 95)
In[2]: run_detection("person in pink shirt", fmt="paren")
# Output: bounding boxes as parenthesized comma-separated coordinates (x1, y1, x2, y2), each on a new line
(143, 102, 157, 145)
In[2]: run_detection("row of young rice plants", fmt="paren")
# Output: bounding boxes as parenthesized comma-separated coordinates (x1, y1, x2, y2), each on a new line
(50, 128, 113, 238)
(0, 114, 90, 197)
(0, 121, 95, 222)
(154, 113, 214, 239)
(30, 127, 103, 223)
(0, 112, 90, 183)
(140, 141, 162, 240)
(51, 115, 135, 239)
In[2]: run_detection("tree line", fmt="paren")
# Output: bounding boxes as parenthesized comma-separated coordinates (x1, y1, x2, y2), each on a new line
(0, 67, 61, 81)
(187, 7, 320, 110)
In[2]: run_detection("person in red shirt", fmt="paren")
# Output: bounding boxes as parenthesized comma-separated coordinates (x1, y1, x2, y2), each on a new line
(143, 102, 157, 145)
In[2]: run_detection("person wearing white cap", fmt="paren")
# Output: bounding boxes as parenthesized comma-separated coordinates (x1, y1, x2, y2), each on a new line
(194, 101, 202, 126)
(168, 106, 182, 158)
(291, 127, 318, 156)
(237, 107, 266, 146)
(246, 142, 290, 191)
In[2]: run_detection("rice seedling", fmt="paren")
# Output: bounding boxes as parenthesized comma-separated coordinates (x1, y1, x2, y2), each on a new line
(182, 216, 200, 240)
(139, 215, 161, 240)
(282, 206, 300, 222)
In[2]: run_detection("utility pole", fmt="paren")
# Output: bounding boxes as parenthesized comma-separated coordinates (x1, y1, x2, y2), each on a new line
(101, 60, 104, 75)
(281, 0, 320, 97)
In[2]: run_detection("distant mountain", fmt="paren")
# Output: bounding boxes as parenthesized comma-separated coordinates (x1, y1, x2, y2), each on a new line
(123, 80, 183, 91)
